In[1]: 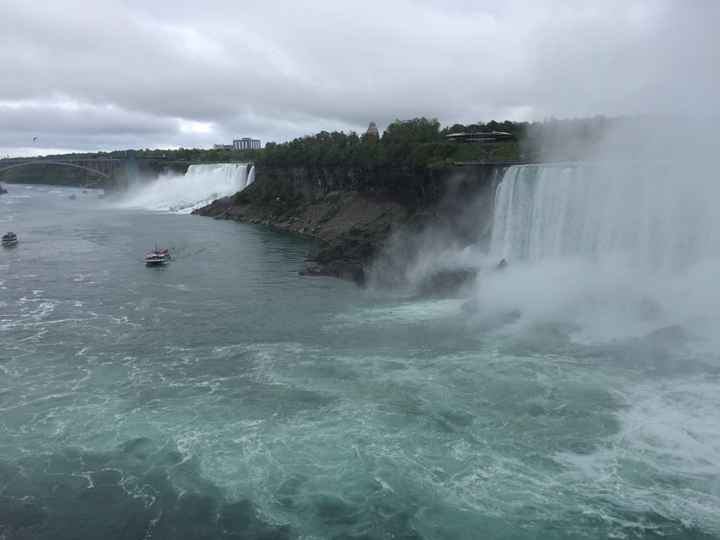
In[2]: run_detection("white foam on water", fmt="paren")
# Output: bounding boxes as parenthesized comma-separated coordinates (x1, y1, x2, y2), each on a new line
(557, 375, 720, 535)
(465, 257, 718, 343)
(332, 299, 465, 327)
(117, 163, 254, 214)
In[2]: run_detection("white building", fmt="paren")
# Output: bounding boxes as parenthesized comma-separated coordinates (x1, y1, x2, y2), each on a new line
(233, 138, 261, 151)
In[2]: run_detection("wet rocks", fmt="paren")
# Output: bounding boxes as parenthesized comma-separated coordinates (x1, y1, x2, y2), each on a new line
(195, 187, 407, 286)
(414, 268, 477, 297)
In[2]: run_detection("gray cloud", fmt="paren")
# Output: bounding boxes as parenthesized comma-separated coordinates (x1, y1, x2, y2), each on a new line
(1, 0, 717, 155)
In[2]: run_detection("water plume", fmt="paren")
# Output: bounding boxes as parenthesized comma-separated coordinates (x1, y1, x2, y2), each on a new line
(117, 162, 254, 214)
(475, 119, 719, 337)
(379, 118, 720, 345)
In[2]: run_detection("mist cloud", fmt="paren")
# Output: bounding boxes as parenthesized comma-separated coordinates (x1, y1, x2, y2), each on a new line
(1, 0, 717, 155)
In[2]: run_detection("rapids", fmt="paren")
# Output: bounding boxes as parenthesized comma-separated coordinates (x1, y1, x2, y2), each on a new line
(1, 182, 718, 539)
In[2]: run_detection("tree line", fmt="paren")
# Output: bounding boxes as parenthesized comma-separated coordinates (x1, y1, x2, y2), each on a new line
(16, 115, 626, 169)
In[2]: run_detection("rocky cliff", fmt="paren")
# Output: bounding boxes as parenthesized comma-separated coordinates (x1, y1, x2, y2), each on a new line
(194, 164, 505, 286)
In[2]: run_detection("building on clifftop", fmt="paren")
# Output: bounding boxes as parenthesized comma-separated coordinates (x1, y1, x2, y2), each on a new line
(233, 138, 262, 151)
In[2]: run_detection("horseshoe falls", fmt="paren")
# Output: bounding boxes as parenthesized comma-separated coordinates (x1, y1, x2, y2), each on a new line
(118, 162, 254, 213)
(491, 162, 720, 270)
(476, 160, 720, 341)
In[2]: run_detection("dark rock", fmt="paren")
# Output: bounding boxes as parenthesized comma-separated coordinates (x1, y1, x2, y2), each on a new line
(192, 195, 233, 218)
(414, 268, 477, 297)
(194, 164, 505, 286)
(0, 183, 7, 195)
(302, 233, 379, 285)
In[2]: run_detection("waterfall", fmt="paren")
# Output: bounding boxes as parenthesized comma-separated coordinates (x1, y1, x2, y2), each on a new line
(471, 161, 720, 341)
(118, 163, 254, 214)
(490, 162, 719, 272)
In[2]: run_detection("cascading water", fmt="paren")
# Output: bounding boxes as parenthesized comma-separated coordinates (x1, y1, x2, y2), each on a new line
(470, 160, 720, 343)
(464, 154, 720, 538)
(490, 162, 719, 272)
(118, 163, 255, 214)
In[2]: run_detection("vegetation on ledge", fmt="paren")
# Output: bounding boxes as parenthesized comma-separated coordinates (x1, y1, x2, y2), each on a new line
(129, 115, 620, 168)
(2, 115, 625, 179)
(231, 118, 524, 169)
(102, 118, 525, 169)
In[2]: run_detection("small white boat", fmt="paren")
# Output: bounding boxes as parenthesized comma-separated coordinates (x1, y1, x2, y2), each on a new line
(2, 232, 18, 247)
(145, 247, 170, 266)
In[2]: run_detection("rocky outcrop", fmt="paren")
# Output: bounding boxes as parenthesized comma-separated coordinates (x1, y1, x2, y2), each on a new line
(197, 188, 407, 283)
(413, 268, 479, 297)
(194, 164, 505, 286)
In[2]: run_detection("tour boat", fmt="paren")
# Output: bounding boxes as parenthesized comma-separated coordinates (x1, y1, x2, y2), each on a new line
(2, 232, 18, 247)
(144, 247, 170, 266)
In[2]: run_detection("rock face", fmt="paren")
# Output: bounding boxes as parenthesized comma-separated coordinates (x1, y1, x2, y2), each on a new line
(194, 164, 505, 286)
(197, 189, 407, 284)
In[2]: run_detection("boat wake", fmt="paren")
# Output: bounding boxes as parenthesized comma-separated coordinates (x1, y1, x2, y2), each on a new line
(116, 163, 254, 214)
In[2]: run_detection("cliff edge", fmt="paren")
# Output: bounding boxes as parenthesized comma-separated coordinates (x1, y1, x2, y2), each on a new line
(194, 164, 503, 286)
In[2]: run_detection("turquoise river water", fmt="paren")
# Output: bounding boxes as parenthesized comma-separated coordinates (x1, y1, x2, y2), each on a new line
(1, 183, 718, 539)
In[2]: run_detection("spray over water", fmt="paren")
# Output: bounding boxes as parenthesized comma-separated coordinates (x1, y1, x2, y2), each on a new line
(426, 120, 716, 344)
(117, 163, 254, 214)
(399, 122, 720, 533)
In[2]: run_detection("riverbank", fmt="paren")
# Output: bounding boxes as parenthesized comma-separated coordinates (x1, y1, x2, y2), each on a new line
(194, 164, 504, 285)
(195, 189, 407, 283)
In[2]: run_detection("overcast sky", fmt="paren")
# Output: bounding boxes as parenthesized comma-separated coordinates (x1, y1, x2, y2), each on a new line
(1, 0, 717, 156)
